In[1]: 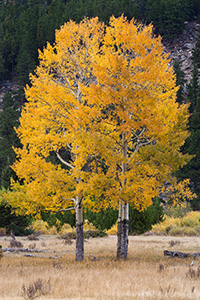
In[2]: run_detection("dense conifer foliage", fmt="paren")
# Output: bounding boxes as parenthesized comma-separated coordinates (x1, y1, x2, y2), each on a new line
(0, 91, 22, 188)
(0, 194, 32, 235)
(0, 0, 199, 85)
(177, 63, 200, 210)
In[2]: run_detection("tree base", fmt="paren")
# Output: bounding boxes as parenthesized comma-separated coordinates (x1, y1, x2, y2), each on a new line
(75, 222, 84, 261)
(117, 219, 129, 259)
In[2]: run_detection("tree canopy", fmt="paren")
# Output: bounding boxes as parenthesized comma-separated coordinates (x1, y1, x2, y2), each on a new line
(6, 16, 192, 259)
(82, 15, 191, 258)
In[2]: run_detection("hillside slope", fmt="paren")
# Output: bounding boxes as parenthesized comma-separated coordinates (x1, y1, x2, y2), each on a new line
(0, 21, 199, 107)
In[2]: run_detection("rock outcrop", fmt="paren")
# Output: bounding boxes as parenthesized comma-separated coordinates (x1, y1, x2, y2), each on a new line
(163, 21, 200, 83)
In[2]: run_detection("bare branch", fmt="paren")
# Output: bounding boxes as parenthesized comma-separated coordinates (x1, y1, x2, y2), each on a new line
(66, 143, 72, 151)
(128, 138, 153, 164)
(56, 149, 74, 169)
(43, 206, 75, 213)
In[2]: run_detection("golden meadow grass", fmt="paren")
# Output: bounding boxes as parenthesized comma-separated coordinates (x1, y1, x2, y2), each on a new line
(1, 234, 200, 299)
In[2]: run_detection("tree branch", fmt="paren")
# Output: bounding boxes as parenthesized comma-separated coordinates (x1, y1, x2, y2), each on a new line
(43, 206, 75, 213)
(56, 149, 74, 169)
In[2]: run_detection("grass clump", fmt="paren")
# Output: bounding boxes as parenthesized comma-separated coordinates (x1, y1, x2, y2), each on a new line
(180, 211, 200, 227)
(22, 278, 51, 300)
(10, 240, 23, 248)
(84, 230, 107, 238)
(152, 211, 200, 236)
(0, 228, 6, 236)
(26, 232, 40, 241)
(59, 223, 74, 234)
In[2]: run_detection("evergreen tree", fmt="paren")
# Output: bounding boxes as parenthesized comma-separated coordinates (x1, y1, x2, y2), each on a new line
(16, 5, 39, 84)
(0, 194, 32, 236)
(187, 64, 199, 113)
(173, 60, 186, 104)
(0, 92, 21, 188)
(192, 28, 200, 68)
(145, 0, 192, 38)
(85, 197, 163, 234)
(177, 63, 200, 210)
(0, 0, 199, 85)
(41, 210, 76, 230)
(85, 207, 118, 231)
(0, 3, 20, 80)
(129, 198, 164, 234)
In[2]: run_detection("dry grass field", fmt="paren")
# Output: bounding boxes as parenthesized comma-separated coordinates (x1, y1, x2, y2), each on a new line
(0, 234, 200, 300)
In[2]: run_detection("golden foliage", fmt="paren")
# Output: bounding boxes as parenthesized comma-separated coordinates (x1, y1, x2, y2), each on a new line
(6, 16, 191, 217)
(84, 15, 191, 210)
(165, 179, 197, 207)
(7, 18, 105, 215)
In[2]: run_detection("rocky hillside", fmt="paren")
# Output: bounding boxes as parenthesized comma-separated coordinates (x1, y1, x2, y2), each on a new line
(0, 81, 20, 108)
(163, 21, 199, 83)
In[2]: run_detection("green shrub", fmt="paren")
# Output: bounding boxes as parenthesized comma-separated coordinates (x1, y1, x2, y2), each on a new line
(0, 198, 33, 236)
(129, 197, 164, 234)
(86, 197, 164, 235)
(85, 207, 118, 231)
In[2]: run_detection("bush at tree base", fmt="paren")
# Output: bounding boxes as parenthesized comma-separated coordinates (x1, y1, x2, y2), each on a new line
(0, 200, 33, 236)
(41, 197, 163, 235)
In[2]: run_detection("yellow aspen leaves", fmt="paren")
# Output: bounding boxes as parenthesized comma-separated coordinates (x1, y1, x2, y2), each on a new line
(84, 15, 192, 210)
(6, 16, 192, 216)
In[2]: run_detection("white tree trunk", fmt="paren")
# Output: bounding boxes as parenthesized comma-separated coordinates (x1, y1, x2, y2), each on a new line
(117, 202, 123, 259)
(123, 202, 129, 259)
(75, 196, 84, 261)
(117, 132, 129, 259)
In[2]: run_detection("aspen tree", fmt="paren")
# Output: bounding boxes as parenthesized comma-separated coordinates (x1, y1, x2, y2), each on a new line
(7, 16, 191, 261)
(8, 18, 104, 261)
(85, 15, 191, 259)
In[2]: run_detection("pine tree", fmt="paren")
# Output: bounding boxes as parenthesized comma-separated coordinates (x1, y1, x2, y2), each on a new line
(145, 0, 192, 38)
(177, 63, 200, 210)
(192, 28, 200, 68)
(0, 92, 21, 188)
(173, 60, 186, 104)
